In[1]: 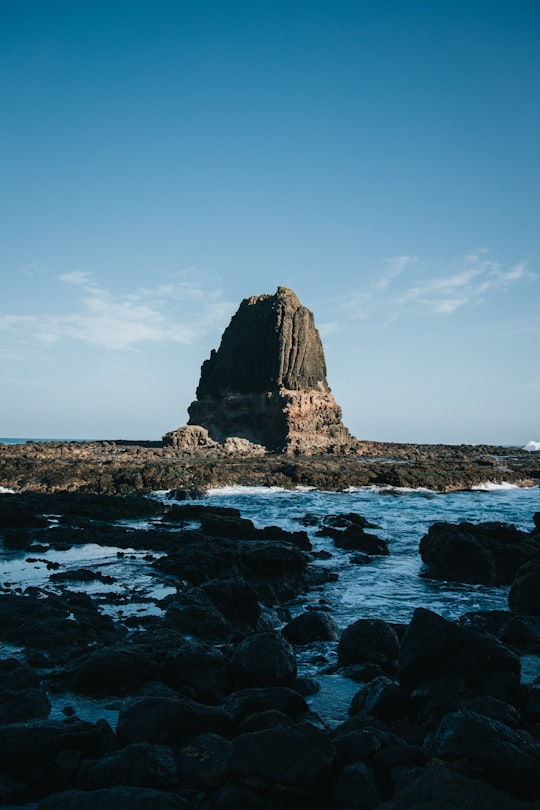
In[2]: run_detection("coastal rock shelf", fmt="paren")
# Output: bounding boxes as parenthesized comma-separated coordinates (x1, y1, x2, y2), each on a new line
(0, 439, 539, 494)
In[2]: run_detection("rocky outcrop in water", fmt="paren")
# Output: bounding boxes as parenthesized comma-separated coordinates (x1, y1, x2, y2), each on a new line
(169, 286, 359, 454)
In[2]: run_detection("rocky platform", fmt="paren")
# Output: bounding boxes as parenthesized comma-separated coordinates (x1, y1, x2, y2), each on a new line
(0, 493, 539, 808)
(0, 439, 538, 494)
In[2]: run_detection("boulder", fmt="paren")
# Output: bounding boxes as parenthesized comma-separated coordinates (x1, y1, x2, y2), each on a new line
(116, 694, 231, 747)
(161, 639, 233, 703)
(0, 658, 50, 723)
(424, 710, 540, 798)
(36, 786, 193, 809)
(398, 608, 520, 702)
(350, 676, 410, 722)
(228, 722, 336, 796)
(233, 631, 297, 688)
(338, 619, 400, 672)
(223, 686, 309, 728)
(53, 645, 160, 697)
(76, 742, 178, 791)
(0, 718, 105, 768)
(419, 520, 537, 585)
(282, 610, 340, 645)
(509, 553, 540, 615)
(333, 761, 380, 809)
(175, 732, 231, 791)
(376, 765, 538, 810)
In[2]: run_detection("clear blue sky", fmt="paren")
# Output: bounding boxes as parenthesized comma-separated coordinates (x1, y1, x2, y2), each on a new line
(1, 0, 538, 444)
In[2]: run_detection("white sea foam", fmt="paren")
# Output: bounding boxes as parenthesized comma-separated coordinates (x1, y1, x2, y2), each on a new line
(524, 440, 540, 452)
(471, 481, 520, 491)
(207, 485, 288, 496)
(0, 486, 14, 494)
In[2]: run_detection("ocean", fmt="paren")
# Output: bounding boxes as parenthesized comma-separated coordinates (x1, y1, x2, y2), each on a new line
(1, 480, 539, 725)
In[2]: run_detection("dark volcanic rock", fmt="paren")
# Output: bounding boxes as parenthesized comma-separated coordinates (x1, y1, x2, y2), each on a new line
(116, 694, 231, 747)
(76, 742, 179, 791)
(338, 619, 400, 672)
(419, 520, 538, 585)
(282, 610, 340, 645)
(37, 786, 193, 809)
(424, 709, 540, 798)
(0, 658, 51, 723)
(228, 722, 336, 796)
(233, 631, 297, 688)
(509, 553, 540, 615)
(168, 286, 359, 454)
(398, 608, 520, 703)
(376, 765, 539, 810)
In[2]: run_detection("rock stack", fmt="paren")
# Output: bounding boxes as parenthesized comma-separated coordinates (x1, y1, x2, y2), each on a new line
(166, 286, 359, 455)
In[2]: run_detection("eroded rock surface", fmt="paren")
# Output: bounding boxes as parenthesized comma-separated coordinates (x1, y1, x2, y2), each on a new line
(172, 286, 359, 454)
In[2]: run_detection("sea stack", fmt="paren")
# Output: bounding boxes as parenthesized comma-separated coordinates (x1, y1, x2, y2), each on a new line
(168, 287, 359, 454)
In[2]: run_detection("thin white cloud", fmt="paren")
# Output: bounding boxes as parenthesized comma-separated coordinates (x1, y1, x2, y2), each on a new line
(0, 272, 234, 351)
(373, 255, 416, 293)
(396, 252, 535, 315)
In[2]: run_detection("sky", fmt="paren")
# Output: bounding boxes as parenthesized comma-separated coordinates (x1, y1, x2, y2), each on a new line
(1, 0, 539, 445)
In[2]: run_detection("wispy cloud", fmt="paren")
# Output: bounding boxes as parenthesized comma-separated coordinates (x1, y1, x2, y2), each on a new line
(396, 252, 535, 315)
(0, 271, 234, 351)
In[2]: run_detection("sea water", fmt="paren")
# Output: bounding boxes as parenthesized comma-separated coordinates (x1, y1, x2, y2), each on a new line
(200, 483, 539, 626)
(1, 482, 539, 726)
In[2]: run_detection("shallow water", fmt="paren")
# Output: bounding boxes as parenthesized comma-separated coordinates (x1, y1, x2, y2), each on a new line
(200, 483, 539, 626)
(1, 484, 539, 727)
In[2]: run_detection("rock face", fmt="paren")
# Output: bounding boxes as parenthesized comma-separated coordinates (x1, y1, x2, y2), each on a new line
(184, 286, 358, 454)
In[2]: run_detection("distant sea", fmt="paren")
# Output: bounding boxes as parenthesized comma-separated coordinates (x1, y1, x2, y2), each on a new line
(0, 437, 82, 444)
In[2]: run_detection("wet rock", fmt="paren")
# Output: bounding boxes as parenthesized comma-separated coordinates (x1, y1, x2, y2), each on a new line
(116, 694, 232, 747)
(519, 684, 540, 723)
(424, 710, 540, 798)
(419, 520, 537, 585)
(349, 676, 410, 723)
(376, 765, 538, 810)
(0, 590, 122, 652)
(500, 614, 540, 653)
(0, 658, 50, 723)
(320, 513, 378, 530)
(223, 686, 309, 728)
(460, 695, 522, 727)
(322, 526, 389, 555)
(201, 578, 261, 631)
(282, 610, 339, 645)
(36, 785, 194, 809)
(236, 709, 294, 734)
(175, 733, 231, 790)
(76, 742, 178, 790)
(338, 619, 400, 672)
(333, 761, 380, 809)
(0, 718, 106, 769)
(228, 721, 336, 796)
(398, 608, 520, 702)
(509, 553, 540, 615)
(164, 589, 231, 642)
(233, 631, 297, 688)
(161, 639, 233, 703)
(209, 782, 282, 810)
(52, 644, 160, 697)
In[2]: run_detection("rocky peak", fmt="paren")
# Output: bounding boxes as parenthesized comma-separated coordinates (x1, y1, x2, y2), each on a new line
(167, 287, 359, 455)
(195, 286, 330, 397)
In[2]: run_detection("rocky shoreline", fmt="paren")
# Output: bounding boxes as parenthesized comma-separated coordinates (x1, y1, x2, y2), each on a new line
(0, 488, 539, 808)
(1, 439, 539, 494)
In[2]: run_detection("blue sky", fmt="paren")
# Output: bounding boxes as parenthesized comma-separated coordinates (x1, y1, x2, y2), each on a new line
(1, 0, 538, 444)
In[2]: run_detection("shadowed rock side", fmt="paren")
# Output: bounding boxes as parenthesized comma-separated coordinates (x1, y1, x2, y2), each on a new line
(169, 286, 359, 454)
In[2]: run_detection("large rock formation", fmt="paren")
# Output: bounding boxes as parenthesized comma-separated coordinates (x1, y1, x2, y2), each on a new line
(166, 287, 359, 455)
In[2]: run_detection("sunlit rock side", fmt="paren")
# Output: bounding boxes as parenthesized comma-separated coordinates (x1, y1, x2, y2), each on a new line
(164, 286, 360, 455)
